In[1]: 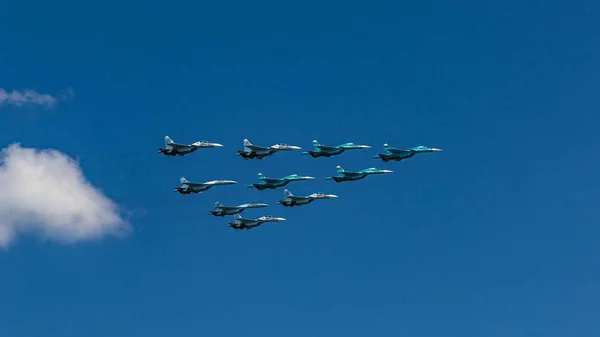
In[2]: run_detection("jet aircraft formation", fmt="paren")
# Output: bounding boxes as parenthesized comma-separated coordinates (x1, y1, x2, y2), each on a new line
(159, 136, 441, 230)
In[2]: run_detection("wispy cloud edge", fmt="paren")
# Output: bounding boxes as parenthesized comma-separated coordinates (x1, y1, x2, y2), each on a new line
(0, 88, 73, 108)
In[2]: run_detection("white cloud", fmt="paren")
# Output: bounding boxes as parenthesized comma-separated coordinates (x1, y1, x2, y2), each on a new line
(0, 88, 73, 108)
(0, 143, 130, 248)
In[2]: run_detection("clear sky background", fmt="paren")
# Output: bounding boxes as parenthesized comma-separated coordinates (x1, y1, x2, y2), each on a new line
(1, 0, 599, 336)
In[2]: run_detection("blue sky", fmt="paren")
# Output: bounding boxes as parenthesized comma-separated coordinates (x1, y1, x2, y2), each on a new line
(1, 0, 599, 336)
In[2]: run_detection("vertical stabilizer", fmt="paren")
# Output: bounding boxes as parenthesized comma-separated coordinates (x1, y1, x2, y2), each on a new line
(165, 136, 174, 146)
(284, 189, 293, 197)
(180, 177, 189, 184)
(233, 214, 242, 220)
(243, 139, 252, 152)
(214, 201, 223, 208)
(257, 173, 265, 180)
(336, 165, 344, 173)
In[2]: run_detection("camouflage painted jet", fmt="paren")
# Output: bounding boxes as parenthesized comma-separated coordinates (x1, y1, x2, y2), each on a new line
(302, 140, 371, 158)
(248, 173, 315, 190)
(210, 200, 269, 216)
(237, 138, 301, 159)
(228, 213, 286, 230)
(326, 165, 392, 182)
(373, 144, 442, 162)
(174, 177, 237, 194)
(278, 189, 338, 207)
(158, 136, 223, 156)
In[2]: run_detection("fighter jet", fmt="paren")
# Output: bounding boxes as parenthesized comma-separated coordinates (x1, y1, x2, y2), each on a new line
(302, 140, 371, 158)
(158, 136, 223, 156)
(210, 200, 269, 216)
(247, 173, 316, 190)
(228, 213, 286, 230)
(174, 177, 237, 194)
(326, 165, 392, 182)
(373, 144, 442, 162)
(278, 189, 338, 207)
(237, 138, 301, 159)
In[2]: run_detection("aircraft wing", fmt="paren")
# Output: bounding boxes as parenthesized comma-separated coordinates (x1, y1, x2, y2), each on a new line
(168, 142, 190, 149)
(288, 195, 307, 200)
(316, 144, 338, 151)
(247, 144, 270, 151)
(387, 148, 412, 154)
(183, 181, 204, 186)
(341, 171, 362, 177)
(218, 205, 240, 210)
(260, 177, 284, 183)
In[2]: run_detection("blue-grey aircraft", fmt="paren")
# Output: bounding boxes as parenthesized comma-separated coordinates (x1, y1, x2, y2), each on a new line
(237, 138, 301, 159)
(228, 213, 286, 230)
(278, 189, 338, 207)
(326, 165, 392, 182)
(174, 177, 237, 194)
(373, 143, 442, 162)
(210, 200, 269, 216)
(247, 173, 315, 190)
(158, 136, 223, 156)
(302, 139, 371, 158)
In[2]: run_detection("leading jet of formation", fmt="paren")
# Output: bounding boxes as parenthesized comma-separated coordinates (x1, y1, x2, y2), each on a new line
(373, 144, 442, 162)
(278, 189, 338, 207)
(175, 177, 237, 194)
(302, 140, 371, 158)
(228, 213, 286, 230)
(248, 173, 315, 190)
(210, 201, 269, 216)
(326, 165, 392, 182)
(158, 136, 223, 156)
(237, 139, 301, 159)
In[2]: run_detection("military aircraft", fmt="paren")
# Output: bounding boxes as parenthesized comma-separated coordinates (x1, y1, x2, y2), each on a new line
(237, 138, 301, 159)
(210, 200, 269, 216)
(228, 213, 286, 230)
(278, 189, 338, 207)
(373, 144, 442, 162)
(326, 165, 392, 182)
(248, 173, 316, 190)
(302, 140, 371, 158)
(174, 177, 237, 194)
(158, 136, 223, 156)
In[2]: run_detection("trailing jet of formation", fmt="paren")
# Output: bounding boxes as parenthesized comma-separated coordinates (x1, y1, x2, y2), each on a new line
(159, 136, 441, 230)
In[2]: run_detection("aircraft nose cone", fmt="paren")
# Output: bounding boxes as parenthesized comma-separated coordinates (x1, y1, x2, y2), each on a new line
(290, 146, 301, 150)
(431, 148, 442, 152)
(214, 143, 224, 147)
(361, 145, 371, 149)
(328, 194, 338, 198)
